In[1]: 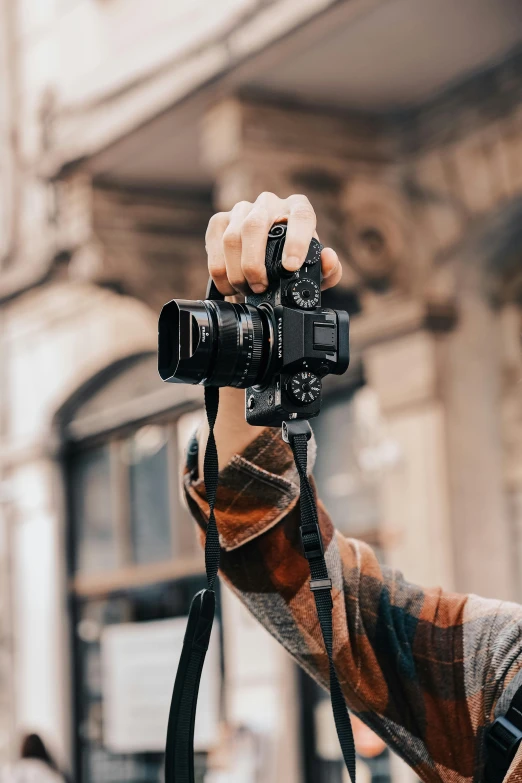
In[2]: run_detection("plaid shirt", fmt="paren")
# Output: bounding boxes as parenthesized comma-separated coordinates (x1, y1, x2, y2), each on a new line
(184, 427, 522, 782)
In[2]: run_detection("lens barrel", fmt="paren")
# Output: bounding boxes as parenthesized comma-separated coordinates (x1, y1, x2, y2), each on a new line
(158, 298, 268, 388)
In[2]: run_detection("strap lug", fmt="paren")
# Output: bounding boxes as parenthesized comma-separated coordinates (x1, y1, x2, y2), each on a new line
(282, 419, 312, 444)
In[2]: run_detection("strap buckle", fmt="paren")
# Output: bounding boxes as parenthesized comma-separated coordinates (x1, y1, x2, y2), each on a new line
(282, 419, 312, 444)
(486, 716, 522, 779)
(300, 521, 325, 561)
(310, 578, 333, 591)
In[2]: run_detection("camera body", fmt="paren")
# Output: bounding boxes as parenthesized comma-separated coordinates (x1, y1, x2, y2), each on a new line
(242, 224, 349, 425)
(157, 223, 350, 426)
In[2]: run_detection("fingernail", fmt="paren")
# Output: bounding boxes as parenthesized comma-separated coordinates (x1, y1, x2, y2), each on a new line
(251, 283, 266, 293)
(282, 255, 301, 271)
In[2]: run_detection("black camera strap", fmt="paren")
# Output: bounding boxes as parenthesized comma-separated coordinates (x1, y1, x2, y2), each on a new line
(164, 388, 357, 783)
(283, 418, 357, 782)
(164, 387, 220, 783)
(485, 684, 522, 781)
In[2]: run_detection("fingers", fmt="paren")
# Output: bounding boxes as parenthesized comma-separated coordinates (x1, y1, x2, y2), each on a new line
(206, 191, 285, 295)
(240, 203, 273, 293)
(206, 211, 232, 295)
(320, 246, 343, 291)
(222, 201, 253, 293)
(205, 193, 342, 297)
(282, 195, 317, 272)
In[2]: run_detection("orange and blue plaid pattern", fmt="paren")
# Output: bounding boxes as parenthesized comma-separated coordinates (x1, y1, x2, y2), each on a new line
(184, 427, 522, 782)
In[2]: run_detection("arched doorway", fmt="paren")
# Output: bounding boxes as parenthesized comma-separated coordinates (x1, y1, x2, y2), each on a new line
(60, 353, 213, 782)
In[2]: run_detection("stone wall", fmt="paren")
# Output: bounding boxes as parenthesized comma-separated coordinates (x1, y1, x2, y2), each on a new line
(0, 282, 158, 763)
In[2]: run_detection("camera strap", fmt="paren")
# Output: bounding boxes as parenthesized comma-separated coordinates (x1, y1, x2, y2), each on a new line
(283, 418, 357, 782)
(164, 388, 357, 783)
(164, 386, 220, 783)
(485, 684, 522, 781)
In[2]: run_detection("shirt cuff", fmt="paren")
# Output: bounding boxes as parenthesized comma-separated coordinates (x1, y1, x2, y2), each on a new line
(183, 426, 316, 551)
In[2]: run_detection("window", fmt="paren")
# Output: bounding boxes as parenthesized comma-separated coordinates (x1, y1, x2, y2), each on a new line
(70, 415, 202, 577)
(67, 355, 204, 582)
(128, 426, 171, 565)
(71, 444, 116, 573)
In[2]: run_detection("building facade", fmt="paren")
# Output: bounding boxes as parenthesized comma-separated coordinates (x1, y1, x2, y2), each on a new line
(1, 0, 522, 781)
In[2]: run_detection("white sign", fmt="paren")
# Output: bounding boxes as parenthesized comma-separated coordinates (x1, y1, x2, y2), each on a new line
(101, 617, 220, 753)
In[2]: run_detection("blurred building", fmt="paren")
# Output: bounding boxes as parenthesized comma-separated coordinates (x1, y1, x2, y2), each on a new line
(0, 0, 522, 781)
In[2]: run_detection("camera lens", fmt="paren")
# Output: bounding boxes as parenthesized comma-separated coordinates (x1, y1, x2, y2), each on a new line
(158, 299, 270, 388)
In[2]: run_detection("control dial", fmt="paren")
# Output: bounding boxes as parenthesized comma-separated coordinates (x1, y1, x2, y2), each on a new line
(287, 371, 322, 405)
(287, 278, 320, 309)
(305, 239, 323, 266)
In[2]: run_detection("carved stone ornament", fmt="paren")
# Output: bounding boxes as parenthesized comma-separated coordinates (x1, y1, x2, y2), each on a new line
(341, 177, 410, 292)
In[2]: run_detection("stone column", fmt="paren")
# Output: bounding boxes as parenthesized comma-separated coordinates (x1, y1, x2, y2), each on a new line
(364, 330, 455, 591)
(500, 305, 522, 600)
(0, 485, 15, 764)
(9, 457, 71, 766)
(438, 263, 516, 601)
(2, 282, 158, 768)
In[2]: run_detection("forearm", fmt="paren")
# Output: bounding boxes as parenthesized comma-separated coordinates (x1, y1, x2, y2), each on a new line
(198, 387, 265, 474)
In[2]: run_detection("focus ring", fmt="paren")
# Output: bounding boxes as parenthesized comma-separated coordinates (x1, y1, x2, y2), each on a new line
(207, 301, 242, 386)
(230, 305, 264, 388)
(206, 301, 266, 388)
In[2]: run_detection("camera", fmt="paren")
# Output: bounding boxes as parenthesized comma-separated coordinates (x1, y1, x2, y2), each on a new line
(158, 223, 350, 426)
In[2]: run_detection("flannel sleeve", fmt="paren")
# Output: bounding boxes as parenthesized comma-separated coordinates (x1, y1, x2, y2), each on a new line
(183, 427, 522, 783)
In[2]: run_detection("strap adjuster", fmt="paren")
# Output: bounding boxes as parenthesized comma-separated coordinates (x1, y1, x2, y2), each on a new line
(310, 578, 332, 591)
(300, 522, 324, 560)
(486, 716, 522, 779)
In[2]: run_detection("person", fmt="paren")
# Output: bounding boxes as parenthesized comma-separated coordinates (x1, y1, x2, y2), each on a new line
(182, 192, 522, 783)
(0, 734, 66, 783)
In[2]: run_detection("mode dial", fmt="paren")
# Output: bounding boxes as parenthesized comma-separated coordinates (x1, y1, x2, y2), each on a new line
(287, 278, 320, 309)
(287, 371, 322, 405)
(305, 239, 323, 266)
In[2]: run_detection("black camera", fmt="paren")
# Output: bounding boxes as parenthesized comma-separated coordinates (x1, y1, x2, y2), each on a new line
(158, 223, 350, 426)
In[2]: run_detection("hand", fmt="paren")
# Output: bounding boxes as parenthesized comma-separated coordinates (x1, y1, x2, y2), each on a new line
(200, 193, 342, 470)
(205, 192, 342, 295)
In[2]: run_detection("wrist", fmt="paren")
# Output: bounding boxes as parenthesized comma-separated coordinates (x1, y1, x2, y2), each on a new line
(198, 387, 264, 473)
